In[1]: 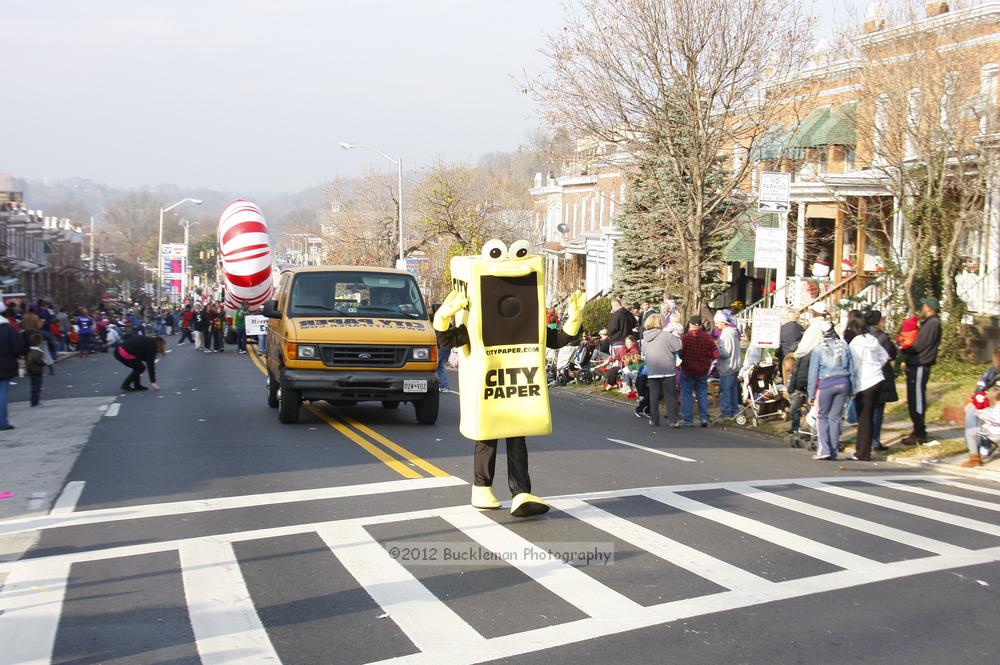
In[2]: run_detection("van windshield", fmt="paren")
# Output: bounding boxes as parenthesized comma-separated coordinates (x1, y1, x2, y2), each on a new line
(288, 272, 427, 319)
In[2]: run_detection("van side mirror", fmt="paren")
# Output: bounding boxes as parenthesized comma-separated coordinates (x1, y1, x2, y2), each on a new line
(262, 299, 281, 319)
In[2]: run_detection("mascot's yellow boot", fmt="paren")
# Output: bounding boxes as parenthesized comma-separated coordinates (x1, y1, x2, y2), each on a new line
(471, 485, 501, 510)
(511, 493, 549, 517)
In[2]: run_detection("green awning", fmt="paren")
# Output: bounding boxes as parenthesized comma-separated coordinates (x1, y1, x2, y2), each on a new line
(790, 107, 832, 149)
(807, 102, 857, 147)
(754, 125, 792, 161)
(723, 231, 755, 262)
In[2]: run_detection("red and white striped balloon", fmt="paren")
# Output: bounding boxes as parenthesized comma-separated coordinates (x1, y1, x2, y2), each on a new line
(217, 199, 273, 312)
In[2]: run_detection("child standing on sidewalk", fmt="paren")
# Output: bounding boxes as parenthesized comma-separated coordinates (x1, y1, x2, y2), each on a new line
(26, 333, 46, 407)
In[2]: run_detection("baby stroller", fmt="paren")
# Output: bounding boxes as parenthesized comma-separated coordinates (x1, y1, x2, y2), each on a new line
(558, 343, 595, 385)
(733, 361, 788, 427)
(548, 344, 579, 386)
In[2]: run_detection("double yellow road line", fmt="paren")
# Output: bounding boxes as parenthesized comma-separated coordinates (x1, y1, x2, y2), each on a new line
(246, 344, 449, 480)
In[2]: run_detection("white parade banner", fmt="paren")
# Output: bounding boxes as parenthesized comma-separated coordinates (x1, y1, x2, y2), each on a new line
(750, 307, 784, 349)
(245, 315, 268, 336)
(754, 226, 787, 270)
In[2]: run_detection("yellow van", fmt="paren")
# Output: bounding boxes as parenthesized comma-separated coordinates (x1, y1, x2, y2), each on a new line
(262, 266, 440, 425)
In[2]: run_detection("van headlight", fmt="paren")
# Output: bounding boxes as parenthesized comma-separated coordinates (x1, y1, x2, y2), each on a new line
(297, 345, 318, 359)
(411, 347, 431, 361)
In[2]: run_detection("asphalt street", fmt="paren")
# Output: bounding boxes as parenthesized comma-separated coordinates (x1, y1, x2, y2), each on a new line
(1, 342, 999, 664)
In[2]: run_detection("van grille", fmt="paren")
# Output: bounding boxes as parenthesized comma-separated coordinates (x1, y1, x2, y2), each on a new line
(321, 345, 406, 368)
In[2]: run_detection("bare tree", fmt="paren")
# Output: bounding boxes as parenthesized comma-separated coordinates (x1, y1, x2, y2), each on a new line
(321, 173, 401, 267)
(100, 191, 162, 263)
(533, 0, 815, 317)
(842, 0, 994, 313)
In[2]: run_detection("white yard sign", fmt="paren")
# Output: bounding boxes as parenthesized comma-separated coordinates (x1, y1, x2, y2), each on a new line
(245, 315, 268, 336)
(750, 307, 784, 349)
(758, 171, 791, 213)
(754, 226, 787, 270)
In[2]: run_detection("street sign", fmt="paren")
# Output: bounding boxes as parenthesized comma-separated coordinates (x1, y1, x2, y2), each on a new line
(750, 307, 784, 349)
(754, 226, 787, 270)
(757, 200, 790, 213)
(758, 171, 790, 208)
(245, 314, 268, 336)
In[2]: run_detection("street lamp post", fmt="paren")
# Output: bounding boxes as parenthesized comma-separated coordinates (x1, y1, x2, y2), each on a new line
(157, 198, 202, 305)
(339, 141, 404, 268)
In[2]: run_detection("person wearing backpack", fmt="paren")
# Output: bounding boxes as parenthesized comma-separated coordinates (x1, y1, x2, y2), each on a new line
(26, 333, 46, 407)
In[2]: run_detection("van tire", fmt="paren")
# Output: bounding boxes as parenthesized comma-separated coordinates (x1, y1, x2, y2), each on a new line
(278, 377, 301, 424)
(382, 400, 400, 409)
(267, 375, 279, 408)
(414, 389, 439, 425)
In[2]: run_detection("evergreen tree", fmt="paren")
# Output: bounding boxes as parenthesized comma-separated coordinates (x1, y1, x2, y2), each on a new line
(613, 147, 746, 313)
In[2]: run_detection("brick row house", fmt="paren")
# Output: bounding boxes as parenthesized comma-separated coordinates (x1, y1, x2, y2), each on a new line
(530, 1, 1000, 354)
(0, 187, 88, 306)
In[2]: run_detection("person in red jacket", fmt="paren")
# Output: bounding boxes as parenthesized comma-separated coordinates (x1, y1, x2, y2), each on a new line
(679, 316, 718, 427)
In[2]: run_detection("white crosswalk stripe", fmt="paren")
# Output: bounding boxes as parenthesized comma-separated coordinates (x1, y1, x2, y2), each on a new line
(4, 474, 1000, 665)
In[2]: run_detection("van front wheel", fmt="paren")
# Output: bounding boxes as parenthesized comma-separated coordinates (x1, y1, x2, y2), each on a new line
(266, 375, 279, 408)
(414, 389, 439, 425)
(278, 377, 301, 424)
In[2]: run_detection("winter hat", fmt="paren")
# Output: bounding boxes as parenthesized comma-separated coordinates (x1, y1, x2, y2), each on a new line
(689, 315, 703, 327)
(808, 301, 828, 315)
(713, 311, 728, 324)
(900, 316, 919, 333)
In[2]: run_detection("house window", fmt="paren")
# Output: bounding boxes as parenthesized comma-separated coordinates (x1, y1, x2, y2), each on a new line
(619, 183, 626, 206)
(905, 87, 921, 161)
(844, 147, 856, 172)
(981, 64, 999, 134)
(591, 196, 598, 230)
(873, 93, 889, 166)
(609, 191, 617, 219)
(817, 148, 829, 175)
(732, 145, 746, 175)
(599, 193, 605, 226)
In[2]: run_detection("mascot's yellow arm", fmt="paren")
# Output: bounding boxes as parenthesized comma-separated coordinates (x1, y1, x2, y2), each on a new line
(434, 289, 468, 332)
(562, 290, 586, 337)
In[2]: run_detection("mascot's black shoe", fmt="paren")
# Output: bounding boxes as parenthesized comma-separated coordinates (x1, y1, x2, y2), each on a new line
(511, 493, 549, 517)
(471, 485, 501, 510)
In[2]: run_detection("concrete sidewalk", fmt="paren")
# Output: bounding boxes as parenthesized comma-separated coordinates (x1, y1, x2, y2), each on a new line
(0, 394, 115, 560)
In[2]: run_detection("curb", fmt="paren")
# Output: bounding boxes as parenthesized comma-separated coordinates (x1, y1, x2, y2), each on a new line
(886, 455, 1000, 482)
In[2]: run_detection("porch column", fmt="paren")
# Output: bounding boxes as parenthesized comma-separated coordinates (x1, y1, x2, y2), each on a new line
(856, 197, 868, 273)
(833, 204, 845, 284)
(986, 180, 1000, 312)
(795, 202, 806, 278)
(775, 211, 788, 305)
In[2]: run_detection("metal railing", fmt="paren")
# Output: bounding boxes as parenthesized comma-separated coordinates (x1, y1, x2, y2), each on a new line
(957, 265, 1000, 315)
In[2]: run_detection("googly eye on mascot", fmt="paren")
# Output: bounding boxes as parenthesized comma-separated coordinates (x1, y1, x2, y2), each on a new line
(434, 239, 586, 517)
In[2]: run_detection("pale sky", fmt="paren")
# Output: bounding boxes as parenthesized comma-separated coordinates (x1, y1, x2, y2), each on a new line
(2, 0, 846, 195)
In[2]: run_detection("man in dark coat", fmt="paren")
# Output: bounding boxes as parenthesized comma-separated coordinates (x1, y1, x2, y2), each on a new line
(0, 314, 26, 431)
(900, 298, 942, 445)
(865, 310, 898, 451)
(606, 298, 637, 345)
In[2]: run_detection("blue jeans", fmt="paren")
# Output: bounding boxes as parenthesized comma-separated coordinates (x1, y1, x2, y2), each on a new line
(680, 372, 709, 424)
(0, 378, 9, 426)
(78, 332, 92, 352)
(816, 382, 850, 458)
(437, 350, 450, 389)
(719, 374, 739, 418)
(966, 405, 985, 455)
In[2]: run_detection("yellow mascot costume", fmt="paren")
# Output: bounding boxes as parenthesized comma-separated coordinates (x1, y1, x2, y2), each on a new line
(434, 239, 585, 517)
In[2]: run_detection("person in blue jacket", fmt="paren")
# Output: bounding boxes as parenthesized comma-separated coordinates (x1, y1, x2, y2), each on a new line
(807, 320, 854, 461)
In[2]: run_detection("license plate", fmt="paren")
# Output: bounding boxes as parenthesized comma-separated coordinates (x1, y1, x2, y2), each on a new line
(403, 380, 428, 393)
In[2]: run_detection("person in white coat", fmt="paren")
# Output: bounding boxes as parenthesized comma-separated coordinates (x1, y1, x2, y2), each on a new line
(848, 316, 890, 461)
